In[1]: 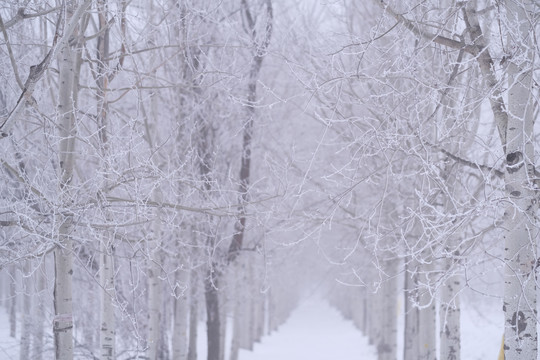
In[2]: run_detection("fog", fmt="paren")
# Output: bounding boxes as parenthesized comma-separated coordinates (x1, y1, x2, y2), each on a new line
(0, 1, 537, 360)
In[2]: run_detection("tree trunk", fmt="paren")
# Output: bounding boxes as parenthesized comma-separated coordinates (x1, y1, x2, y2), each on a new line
(219, 288, 227, 360)
(19, 261, 31, 360)
(230, 255, 252, 360)
(461, 3, 538, 357)
(53, 227, 74, 360)
(99, 242, 115, 360)
(440, 267, 461, 360)
(403, 266, 419, 360)
(173, 269, 189, 360)
(53, 4, 80, 358)
(205, 268, 221, 360)
(96, 1, 117, 356)
(229, 262, 241, 360)
(418, 266, 436, 360)
(502, 1, 537, 358)
(9, 266, 16, 338)
(361, 293, 368, 335)
(53, 2, 91, 358)
(367, 292, 379, 346)
(239, 256, 253, 351)
(33, 262, 45, 360)
(228, 0, 273, 263)
(147, 217, 163, 360)
(378, 262, 397, 360)
(187, 268, 199, 360)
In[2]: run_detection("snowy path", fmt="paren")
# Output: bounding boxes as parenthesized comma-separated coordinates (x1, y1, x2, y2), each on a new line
(238, 298, 377, 360)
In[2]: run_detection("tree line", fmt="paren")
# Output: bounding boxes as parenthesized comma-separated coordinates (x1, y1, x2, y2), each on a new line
(0, 1, 538, 360)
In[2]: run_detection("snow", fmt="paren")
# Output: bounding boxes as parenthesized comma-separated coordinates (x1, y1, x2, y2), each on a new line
(237, 298, 377, 360)
(0, 308, 18, 360)
(0, 295, 507, 360)
(461, 299, 503, 360)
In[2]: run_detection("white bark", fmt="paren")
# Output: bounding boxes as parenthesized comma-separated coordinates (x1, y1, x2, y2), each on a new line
(147, 202, 163, 360)
(100, 240, 115, 360)
(502, 1, 537, 358)
(9, 267, 16, 338)
(19, 261, 31, 360)
(53, 3, 78, 356)
(378, 262, 397, 360)
(440, 269, 461, 360)
(33, 263, 45, 360)
(187, 268, 199, 360)
(238, 256, 253, 351)
(52, 2, 91, 358)
(54, 220, 74, 360)
(403, 267, 419, 360)
(229, 261, 241, 360)
(418, 264, 436, 360)
(173, 269, 190, 360)
(219, 283, 227, 360)
(96, 2, 116, 358)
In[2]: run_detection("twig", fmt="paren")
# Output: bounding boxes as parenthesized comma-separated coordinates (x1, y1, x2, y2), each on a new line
(0, 14, 24, 90)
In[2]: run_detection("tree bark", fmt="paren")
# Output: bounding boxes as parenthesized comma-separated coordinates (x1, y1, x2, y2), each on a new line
(9, 266, 16, 338)
(53, 2, 84, 357)
(378, 262, 397, 360)
(96, 2, 116, 358)
(440, 268, 461, 360)
(147, 211, 163, 360)
(187, 268, 199, 360)
(205, 267, 221, 360)
(19, 261, 31, 360)
(502, 1, 537, 358)
(173, 269, 189, 360)
(463, 1, 538, 358)
(33, 262, 45, 360)
(227, 0, 273, 262)
(418, 265, 436, 360)
(403, 265, 419, 360)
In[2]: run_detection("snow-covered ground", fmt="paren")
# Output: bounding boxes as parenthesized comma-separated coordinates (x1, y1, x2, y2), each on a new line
(0, 309, 18, 359)
(461, 298, 503, 360)
(238, 298, 377, 360)
(0, 295, 503, 360)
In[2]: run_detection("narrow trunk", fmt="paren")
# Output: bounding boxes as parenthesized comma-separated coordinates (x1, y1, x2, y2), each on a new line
(173, 269, 190, 360)
(187, 269, 199, 360)
(418, 264, 437, 360)
(19, 261, 32, 360)
(403, 267, 419, 360)
(266, 289, 275, 335)
(53, 226, 74, 360)
(440, 268, 461, 360)
(54, 2, 79, 356)
(9, 267, 16, 338)
(255, 291, 265, 343)
(205, 269, 221, 360)
(33, 263, 45, 360)
(361, 293, 368, 335)
(227, 0, 273, 262)
(147, 220, 162, 360)
(378, 263, 397, 360)
(99, 243, 115, 360)
(367, 293, 378, 345)
(240, 256, 253, 350)
(230, 260, 245, 360)
(219, 287, 227, 360)
(96, 1, 116, 359)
